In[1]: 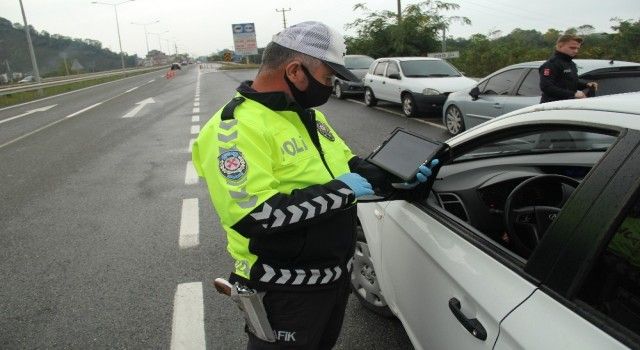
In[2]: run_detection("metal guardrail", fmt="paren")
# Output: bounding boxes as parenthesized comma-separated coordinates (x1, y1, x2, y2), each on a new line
(0, 66, 168, 96)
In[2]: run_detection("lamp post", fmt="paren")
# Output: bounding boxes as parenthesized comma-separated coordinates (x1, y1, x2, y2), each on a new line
(149, 30, 169, 53)
(131, 20, 159, 57)
(18, 0, 41, 84)
(91, 0, 134, 71)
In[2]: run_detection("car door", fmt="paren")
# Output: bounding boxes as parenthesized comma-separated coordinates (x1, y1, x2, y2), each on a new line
(369, 122, 633, 350)
(465, 68, 526, 129)
(366, 61, 388, 101)
(495, 128, 640, 349)
(384, 61, 403, 103)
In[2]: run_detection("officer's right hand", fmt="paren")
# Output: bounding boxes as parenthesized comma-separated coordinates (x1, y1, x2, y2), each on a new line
(575, 91, 586, 99)
(336, 173, 375, 198)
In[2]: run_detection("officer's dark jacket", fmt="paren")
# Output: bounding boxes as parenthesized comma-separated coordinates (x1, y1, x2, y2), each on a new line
(193, 81, 394, 291)
(539, 51, 588, 103)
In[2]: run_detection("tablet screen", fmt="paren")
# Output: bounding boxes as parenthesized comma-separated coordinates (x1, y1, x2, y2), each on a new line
(368, 130, 442, 181)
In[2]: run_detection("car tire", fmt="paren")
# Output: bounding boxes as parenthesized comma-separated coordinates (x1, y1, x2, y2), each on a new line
(350, 227, 394, 318)
(334, 82, 346, 99)
(402, 93, 419, 117)
(364, 88, 377, 107)
(444, 105, 465, 135)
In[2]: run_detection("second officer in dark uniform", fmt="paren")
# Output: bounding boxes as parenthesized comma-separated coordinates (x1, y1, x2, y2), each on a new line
(539, 34, 598, 103)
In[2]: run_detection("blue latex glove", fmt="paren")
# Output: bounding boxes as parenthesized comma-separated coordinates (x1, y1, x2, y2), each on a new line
(336, 173, 375, 198)
(393, 159, 440, 189)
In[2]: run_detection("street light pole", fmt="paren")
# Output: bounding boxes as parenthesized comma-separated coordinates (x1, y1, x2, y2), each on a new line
(18, 0, 41, 83)
(91, 0, 134, 71)
(131, 20, 159, 57)
(275, 8, 291, 29)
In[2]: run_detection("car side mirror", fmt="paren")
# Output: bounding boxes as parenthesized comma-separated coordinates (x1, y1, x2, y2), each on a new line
(469, 86, 480, 101)
(388, 73, 401, 80)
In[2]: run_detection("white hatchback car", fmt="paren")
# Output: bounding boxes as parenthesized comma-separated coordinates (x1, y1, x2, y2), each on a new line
(353, 92, 640, 349)
(363, 57, 476, 117)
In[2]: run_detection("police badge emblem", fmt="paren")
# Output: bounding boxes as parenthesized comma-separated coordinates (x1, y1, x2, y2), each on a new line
(218, 150, 247, 181)
(316, 121, 335, 141)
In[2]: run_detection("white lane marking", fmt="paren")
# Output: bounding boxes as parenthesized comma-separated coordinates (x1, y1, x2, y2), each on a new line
(179, 198, 199, 248)
(121, 97, 156, 118)
(185, 161, 199, 185)
(189, 138, 195, 152)
(345, 98, 447, 130)
(194, 97, 199, 102)
(193, 102, 200, 107)
(192, 107, 200, 114)
(0, 104, 57, 125)
(125, 86, 139, 93)
(0, 102, 102, 150)
(190, 125, 200, 135)
(191, 115, 199, 122)
(170, 282, 206, 350)
(148, 79, 155, 83)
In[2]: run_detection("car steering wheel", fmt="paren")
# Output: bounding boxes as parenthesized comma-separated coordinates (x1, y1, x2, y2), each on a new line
(504, 174, 580, 258)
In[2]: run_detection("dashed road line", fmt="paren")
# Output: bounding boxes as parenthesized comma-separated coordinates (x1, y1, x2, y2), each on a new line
(192, 115, 200, 122)
(189, 138, 195, 152)
(125, 86, 139, 93)
(191, 125, 200, 135)
(170, 282, 206, 350)
(344, 98, 446, 130)
(185, 161, 199, 185)
(193, 107, 200, 114)
(179, 198, 199, 248)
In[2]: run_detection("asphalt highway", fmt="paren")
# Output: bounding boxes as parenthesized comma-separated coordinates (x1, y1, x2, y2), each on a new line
(0, 65, 448, 349)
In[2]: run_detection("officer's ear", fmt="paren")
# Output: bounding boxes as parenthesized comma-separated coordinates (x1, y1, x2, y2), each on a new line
(284, 60, 306, 85)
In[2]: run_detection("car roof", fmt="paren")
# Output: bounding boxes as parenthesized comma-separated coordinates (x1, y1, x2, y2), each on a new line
(374, 57, 442, 62)
(490, 59, 640, 76)
(345, 54, 373, 58)
(446, 92, 640, 145)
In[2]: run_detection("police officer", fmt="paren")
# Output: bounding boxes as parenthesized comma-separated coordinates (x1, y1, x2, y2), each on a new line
(192, 21, 436, 349)
(539, 34, 598, 103)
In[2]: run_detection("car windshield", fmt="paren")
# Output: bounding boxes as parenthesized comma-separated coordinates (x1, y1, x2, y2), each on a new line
(345, 56, 374, 70)
(456, 130, 616, 161)
(400, 60, 461, 77)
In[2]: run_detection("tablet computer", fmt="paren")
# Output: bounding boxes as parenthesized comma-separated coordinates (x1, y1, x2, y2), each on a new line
(367, 128, 444, 182)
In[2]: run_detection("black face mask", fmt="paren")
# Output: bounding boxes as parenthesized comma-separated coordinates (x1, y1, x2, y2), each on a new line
(284, 65, 333, 109)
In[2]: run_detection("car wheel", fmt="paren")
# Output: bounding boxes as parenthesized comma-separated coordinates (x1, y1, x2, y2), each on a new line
(351, 229, 393, 318)
(445, 105, 465, 135)
(334, 82, 345, 99)
(364, 88, 377, 107)
(402, 93, 418, 117)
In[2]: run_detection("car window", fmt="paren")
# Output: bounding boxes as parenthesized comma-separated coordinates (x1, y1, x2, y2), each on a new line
(399, 60, 461, 77)
(345, 56, 375, 70)
(455, 129, 616, 162)
(373, 62, 387, 76)
(592, 75, 640, 96)
(576, 194, 640, 337)
(431, 125, 618, 261)
(386, 62, 400, 77)
(481, 69, 524, 95)
(516, 69, 540, 97)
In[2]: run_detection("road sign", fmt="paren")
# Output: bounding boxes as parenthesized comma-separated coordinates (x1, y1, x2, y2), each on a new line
(232, 23, 258, 56)
(223, 52, 232, 62)
(427, 51, 460, 59)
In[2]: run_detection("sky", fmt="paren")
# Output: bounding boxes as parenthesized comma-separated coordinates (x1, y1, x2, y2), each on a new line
(1, 0, 638, 58)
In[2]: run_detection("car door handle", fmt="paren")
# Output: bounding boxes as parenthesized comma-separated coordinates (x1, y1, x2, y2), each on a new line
(374, 209, 383, 220)
(448, 298, 487, 341)
(493, 103, 502, 109)
(382, 81, 386, 84)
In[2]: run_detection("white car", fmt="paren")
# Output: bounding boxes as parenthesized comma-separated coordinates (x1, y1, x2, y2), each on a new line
(352, 92, 640, 349)
(363, 57, 476, 117)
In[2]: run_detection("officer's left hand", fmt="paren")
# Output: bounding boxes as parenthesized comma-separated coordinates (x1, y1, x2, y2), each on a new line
(393, 159, 440, 189)
(586, 82, 598, 91)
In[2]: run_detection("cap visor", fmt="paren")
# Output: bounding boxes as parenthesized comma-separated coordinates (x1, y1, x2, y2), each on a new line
(325, 61, 360, 82)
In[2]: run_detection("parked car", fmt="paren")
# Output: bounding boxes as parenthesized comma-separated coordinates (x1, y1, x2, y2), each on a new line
(363, 57, 476, 117)
(332, 54, 374, 99)
(443, 59, 640, 135)
(18, 75, 34, 83)
(353, 92, 640, 350)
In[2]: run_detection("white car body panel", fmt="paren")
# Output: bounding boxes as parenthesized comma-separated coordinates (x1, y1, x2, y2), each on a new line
(495, 290, 627, 350)
(359, 201, 537, 350)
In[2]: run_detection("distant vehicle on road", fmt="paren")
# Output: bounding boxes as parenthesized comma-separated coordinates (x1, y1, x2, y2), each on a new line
(363, 57, 476, 117)
(170, 63, 181, 70)
(332, 54, 374, 99)
(442, 59, 640, 135)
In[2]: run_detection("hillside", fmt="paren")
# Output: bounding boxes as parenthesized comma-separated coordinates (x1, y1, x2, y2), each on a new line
(0, 17, 138, 78)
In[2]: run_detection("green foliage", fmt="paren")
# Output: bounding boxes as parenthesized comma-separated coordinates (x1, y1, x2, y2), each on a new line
(0, 16, 138, 79)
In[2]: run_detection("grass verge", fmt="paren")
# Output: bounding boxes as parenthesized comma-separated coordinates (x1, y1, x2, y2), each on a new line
(217, 63, 260, 70)
(0, 69, 161, 108)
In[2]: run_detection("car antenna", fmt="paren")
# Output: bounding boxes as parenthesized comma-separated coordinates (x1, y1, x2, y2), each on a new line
(610, 58, 615, 64)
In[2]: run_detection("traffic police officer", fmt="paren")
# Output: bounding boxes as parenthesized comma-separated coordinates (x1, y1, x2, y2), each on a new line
(539, 34, 598, 103)
(192, 21, 436, 349)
